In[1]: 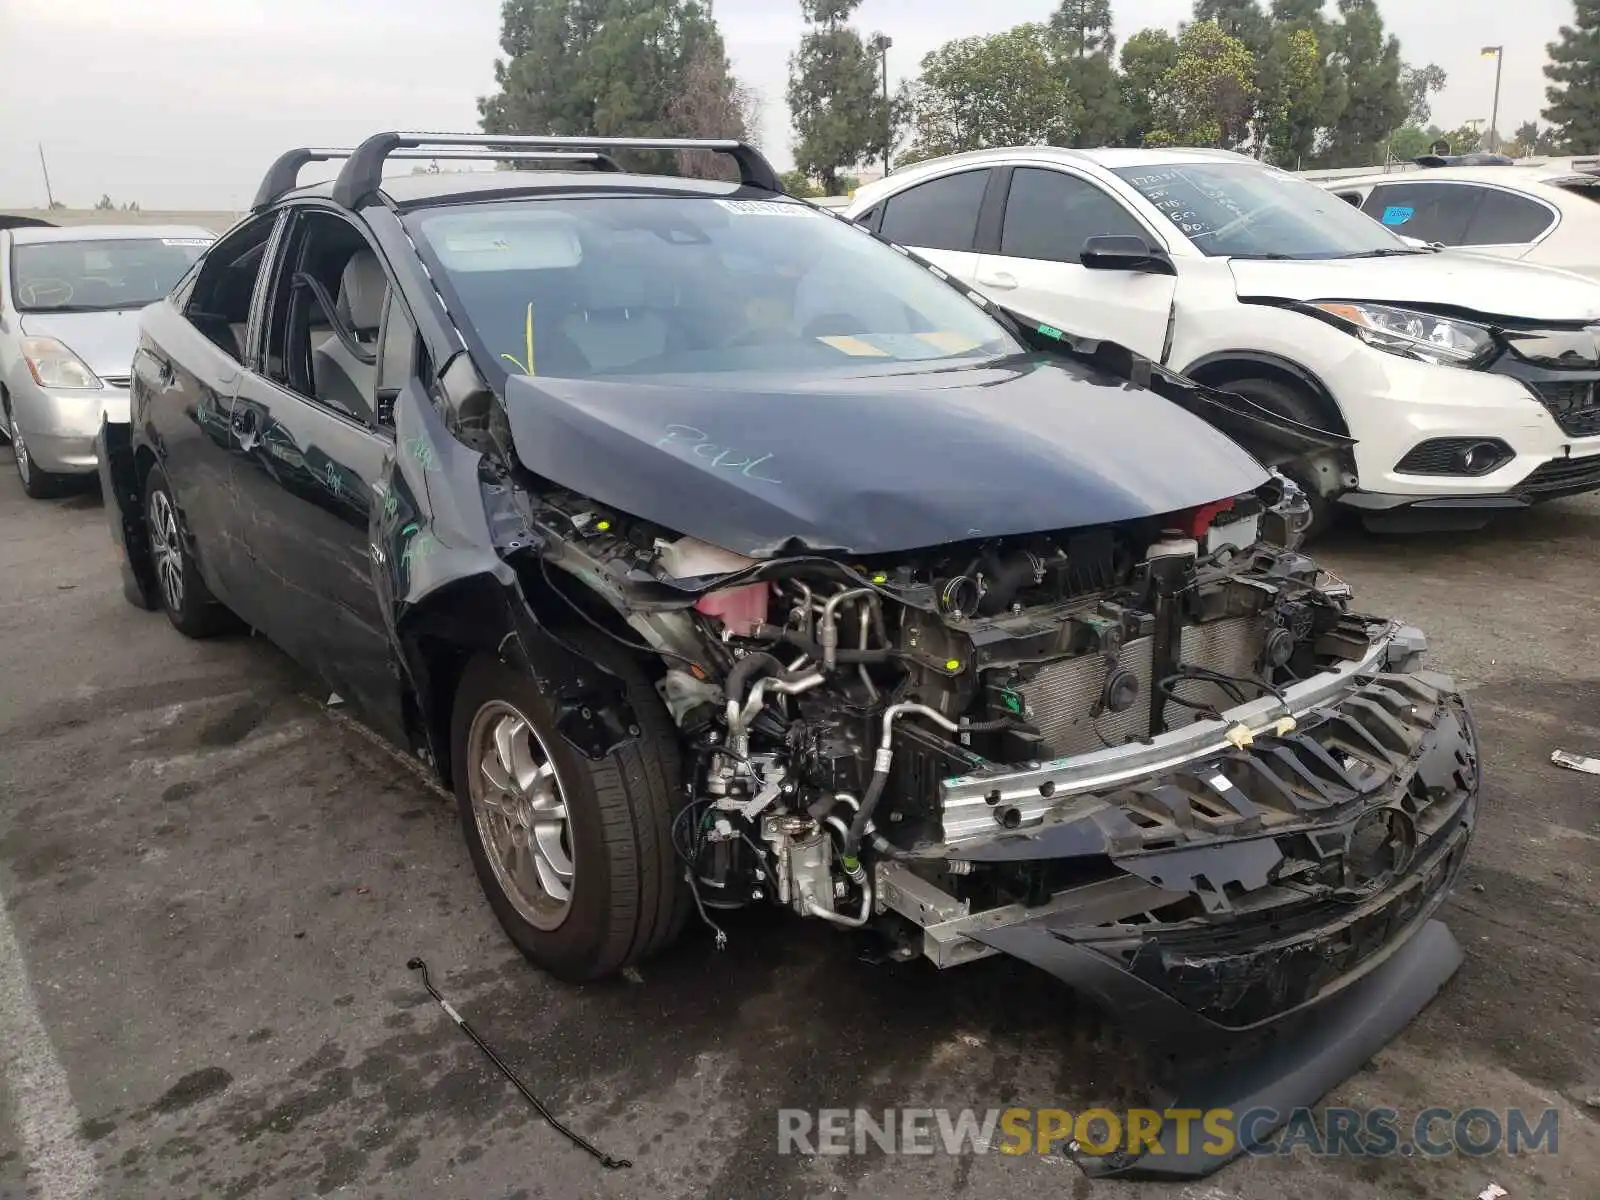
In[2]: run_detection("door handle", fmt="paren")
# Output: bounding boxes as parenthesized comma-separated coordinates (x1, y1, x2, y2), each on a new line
(977, 271, 1018, 290)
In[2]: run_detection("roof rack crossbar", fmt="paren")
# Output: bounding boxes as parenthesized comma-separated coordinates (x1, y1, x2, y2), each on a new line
(329, 131, 783, 209)
(252, 147, 624, 211)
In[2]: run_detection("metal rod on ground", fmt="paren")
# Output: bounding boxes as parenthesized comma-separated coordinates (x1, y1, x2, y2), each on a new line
(406, 957, 633, 1169)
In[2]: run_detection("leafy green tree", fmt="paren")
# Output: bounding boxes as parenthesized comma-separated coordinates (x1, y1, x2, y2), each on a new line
(788, 0, 890, 194)
(1544, 1, 1600, 154)
(1507, 120, 1541, 156)
(1263, 0, 1340, 165)
(1148, 20, 1257, 149)
(1441, 123, 1485, 155)
(1400, 62, 1448, 125)
(479, 0, 746, 176)
(1119, 28, 1180, 146)
(1063, 52, 1130, 147)
(1194, 0, 1271, 56)
(901, 25, 1078, 161)
(1258, 26, 1323, 165)
(779, 169, 822, 197)
(1048, 0, 1114, 57)
(1323, 0, 1406, 167)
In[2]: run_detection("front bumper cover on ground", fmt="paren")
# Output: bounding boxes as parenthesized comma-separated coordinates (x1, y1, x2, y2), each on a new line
(940, 660, 1480, 1179)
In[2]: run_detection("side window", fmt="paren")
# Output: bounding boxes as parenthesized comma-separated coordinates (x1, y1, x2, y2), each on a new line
(1462, 189, 1555, 245)
(263, 210, 395, 426)
(1361, 183, 1479, 244)
(999, 168, 1147, 263)
(878, 170, 991, 252)
(184, 213, 278, 360)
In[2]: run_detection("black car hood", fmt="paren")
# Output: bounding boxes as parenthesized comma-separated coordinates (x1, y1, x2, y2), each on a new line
(503, 355, 1272, 558)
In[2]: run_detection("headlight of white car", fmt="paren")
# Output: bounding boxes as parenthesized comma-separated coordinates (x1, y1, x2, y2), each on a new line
(1307, 301, 1495, 368)
(21, 336, 103, 390)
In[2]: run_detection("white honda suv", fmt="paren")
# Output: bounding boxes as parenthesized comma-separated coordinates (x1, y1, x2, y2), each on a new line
(844, 147, 1600, 533)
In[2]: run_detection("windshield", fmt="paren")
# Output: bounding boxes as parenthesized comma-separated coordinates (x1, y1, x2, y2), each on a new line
(9, 237, 211, 312)
(1111, 162, 1420, 260)
(406, 196, 1020, 382)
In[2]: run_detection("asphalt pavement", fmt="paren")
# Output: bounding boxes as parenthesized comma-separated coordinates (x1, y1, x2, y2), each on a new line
(0, 449, 1596, 1200)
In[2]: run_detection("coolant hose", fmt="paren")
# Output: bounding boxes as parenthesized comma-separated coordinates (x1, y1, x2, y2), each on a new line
(724, 653, 785, 706)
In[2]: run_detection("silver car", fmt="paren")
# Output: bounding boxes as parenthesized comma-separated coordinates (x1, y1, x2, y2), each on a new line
(0, 223, 214, 497)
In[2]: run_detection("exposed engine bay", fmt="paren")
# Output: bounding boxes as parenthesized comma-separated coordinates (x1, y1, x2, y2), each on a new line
(524, 469, 1476, 1013)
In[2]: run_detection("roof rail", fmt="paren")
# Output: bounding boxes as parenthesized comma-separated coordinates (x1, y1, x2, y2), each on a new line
(328, 131, 783, 209)
(252, 146, 624, 211)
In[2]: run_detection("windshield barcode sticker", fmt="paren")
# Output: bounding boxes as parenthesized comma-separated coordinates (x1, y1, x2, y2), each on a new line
(714, 200, 819, 217)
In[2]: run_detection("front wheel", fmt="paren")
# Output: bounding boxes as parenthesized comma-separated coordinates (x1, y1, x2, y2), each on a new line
(11, 422, 76, 500)
(451, 632, 688, 982)
(1220, 377, 1342, 541)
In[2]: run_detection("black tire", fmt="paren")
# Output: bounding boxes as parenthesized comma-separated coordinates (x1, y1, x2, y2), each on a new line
(451, 631, 688, 982)
(143, 466, 237, 637)
(8, 413, 76, 500)
(1220, 377, 1342, 541)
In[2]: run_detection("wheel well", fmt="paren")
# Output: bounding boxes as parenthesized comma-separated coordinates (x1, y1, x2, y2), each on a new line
(134, 444, 158, 491)
(1183, 356, 1351, 439)
(402, 558, 651, 789)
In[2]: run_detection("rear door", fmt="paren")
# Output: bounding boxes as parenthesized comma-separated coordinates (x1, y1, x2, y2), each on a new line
(974, 166, 1177, 359)
(874, 168, 995, 282)
(228, 205, 414, 742)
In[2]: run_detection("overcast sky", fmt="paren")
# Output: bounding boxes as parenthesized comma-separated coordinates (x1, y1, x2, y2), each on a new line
(0, 0, 1578, 210)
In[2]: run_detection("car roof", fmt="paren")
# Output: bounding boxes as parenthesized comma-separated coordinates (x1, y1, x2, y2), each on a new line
(8, 224, 216, 245)
(848, 145, 1258, 205)
(278, 169, 753, 210)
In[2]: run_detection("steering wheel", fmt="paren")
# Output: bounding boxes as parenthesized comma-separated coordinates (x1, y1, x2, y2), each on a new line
(18, 278, 74, 306)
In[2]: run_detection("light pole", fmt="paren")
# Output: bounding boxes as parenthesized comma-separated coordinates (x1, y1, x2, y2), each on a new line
(869, 33, 892, 179)
(1482, 46, 1504, 153)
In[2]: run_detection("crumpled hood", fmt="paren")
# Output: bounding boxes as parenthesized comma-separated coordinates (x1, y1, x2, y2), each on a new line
(1229, 252, 1600, 323)
(19, 308, 145, 379)
(503, 356, 1271, 558)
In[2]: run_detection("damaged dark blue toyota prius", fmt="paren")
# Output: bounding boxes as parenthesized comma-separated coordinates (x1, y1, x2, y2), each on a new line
(97, 133, 1479, 1180)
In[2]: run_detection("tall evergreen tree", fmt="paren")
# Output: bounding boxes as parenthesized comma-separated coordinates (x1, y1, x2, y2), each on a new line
(1049, 0, 1115, 58)
(479, 0, 747, 175)
(1544, 1, 1600, 153)
(788, 0, 891, 194)
(1322, 0, 1405, 167)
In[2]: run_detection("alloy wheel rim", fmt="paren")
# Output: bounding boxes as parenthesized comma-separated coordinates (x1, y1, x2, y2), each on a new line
(467, 701, 574, 930)
(149, 490, 185, 612)
(12, 427, 29, 485)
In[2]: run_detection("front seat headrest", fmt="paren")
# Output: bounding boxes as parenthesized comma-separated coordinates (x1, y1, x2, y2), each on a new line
(336, 250, 387, 337)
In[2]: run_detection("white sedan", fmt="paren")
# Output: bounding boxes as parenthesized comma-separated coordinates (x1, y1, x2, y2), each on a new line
(1323, 163, 1600, 278)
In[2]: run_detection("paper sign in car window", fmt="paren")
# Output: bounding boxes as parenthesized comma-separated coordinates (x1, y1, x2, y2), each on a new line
(714, 200, 819, 217)
(915, 330, 981, 354)
(1382, 206, 1415, 226)
(431, 213, 584, 272)
(818, 335, 891, 357)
